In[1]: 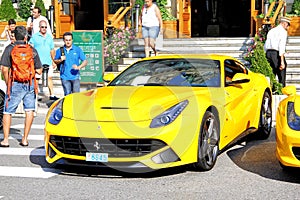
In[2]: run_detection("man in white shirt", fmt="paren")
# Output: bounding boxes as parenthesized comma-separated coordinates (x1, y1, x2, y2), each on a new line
(26, 7, 52, 37)
(264, 16, 290, 87)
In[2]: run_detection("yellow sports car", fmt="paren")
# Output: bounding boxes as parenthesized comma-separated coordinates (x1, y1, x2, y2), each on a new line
(276, 85, 300, 169)
(44, 55, 272, 172)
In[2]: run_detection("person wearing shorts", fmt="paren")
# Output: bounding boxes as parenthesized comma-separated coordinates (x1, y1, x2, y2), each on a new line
(139, 0, 163, 57)
(29, 20, 58, 100)
(0, 26, 42, 147)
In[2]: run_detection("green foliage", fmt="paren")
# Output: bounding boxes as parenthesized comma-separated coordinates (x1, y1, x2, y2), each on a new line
(0, 0, 17, 21)
(18, 0, 32, 20)
(244, 29, 282, 94)
(34, 0, 47, 17)
(291, 0, 300, 15)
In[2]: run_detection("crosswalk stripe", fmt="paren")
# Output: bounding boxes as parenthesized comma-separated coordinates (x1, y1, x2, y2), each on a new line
(0, 148, 45, 156)
(11, 124, 44, 129)
(0, 134, 44, 141)
(0, 166, 61, 178)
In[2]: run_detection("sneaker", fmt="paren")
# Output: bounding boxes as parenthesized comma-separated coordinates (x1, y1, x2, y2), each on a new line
(49, 96, 59, 101)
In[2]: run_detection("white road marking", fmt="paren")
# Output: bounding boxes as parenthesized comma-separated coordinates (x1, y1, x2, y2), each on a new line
(11, 124, 44, 129)
(0, 166, 61, 178)
(0, 148, 45, 156)
(0, 134, 44, 141)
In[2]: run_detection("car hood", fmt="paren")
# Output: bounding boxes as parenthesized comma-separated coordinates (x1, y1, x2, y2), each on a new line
(62, 86, 219, 122)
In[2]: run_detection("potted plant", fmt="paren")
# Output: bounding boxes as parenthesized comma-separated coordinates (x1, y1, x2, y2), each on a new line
(0, 0, 17, 21)
(287, 0, 300, 36)
(104, 26, 135, 71)
(244, 28, 282, 94)
(0, 0, 27, 36)
(18, 0, 32, 20)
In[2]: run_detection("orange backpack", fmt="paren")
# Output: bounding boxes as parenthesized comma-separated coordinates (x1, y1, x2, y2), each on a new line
(6, 44, 37, 102)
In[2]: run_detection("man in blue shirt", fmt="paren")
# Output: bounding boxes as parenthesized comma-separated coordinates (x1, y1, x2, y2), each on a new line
(54, 32, 88, 96)
(29, 20, 58, 100)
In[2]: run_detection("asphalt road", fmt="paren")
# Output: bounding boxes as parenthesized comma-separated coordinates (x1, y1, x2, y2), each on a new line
(0, 109, 299, 200)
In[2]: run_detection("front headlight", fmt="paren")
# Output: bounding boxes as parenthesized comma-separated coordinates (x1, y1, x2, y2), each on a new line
(287, 102, 300, 131)
(150, 100, 189, 128)
(48, 99, 64, 125)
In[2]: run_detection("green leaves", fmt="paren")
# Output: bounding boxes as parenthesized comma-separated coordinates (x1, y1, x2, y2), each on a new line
(0, 0, 17, 21)
(244, 29, 283, 94)
(291, 0, 300, 15)
(17, 0, 32, 20)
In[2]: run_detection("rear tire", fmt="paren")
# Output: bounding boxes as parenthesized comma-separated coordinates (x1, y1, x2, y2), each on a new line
(255, 91, 272, 139)
(193, 111, 220, 171)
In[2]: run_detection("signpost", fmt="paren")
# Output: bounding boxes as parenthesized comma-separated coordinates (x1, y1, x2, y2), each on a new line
(72, 30, 104, 86)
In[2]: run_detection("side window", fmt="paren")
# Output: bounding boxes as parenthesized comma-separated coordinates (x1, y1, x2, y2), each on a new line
(224, 59, 247, 85)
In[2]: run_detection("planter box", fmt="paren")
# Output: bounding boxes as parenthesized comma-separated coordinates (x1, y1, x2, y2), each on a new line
(59, 15, 72, 37)
(163, 20, 178, 39)
(288, 16, 300, 36)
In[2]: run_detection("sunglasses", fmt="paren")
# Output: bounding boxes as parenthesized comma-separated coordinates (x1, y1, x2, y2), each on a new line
(40, 26, 47, 28)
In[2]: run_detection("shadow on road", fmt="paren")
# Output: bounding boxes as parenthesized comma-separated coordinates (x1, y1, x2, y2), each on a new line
(226, 127, 300, 184)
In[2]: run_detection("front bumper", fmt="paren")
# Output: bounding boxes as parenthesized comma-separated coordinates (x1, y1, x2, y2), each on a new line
(44, 117, 200, 170)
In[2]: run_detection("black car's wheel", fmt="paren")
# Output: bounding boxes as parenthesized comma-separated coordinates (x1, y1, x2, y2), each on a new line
(0, 90, 4, 130)
(193, 111, 220, 171)
(255, 91, 272, 139)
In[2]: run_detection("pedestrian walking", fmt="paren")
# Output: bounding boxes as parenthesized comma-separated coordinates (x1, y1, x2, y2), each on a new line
(264, 16, 290, 87)
(26, 7, 52, 37)
(139, 0, 163, 57)
(54, 32, 88, 96)
(29, 20, 59, 101)
(0, 19, 16, 46)
(0, 26, 42, 147)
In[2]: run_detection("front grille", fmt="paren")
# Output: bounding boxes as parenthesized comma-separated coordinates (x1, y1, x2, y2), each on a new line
(50, 136, 167, 157)
(292, 147, 300, 160)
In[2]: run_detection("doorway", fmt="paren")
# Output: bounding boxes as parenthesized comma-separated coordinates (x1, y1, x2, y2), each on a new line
(191, 0, 251, 37)
(74, 0, 104, 30)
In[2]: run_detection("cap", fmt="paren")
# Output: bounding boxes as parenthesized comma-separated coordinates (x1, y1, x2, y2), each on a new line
(280, 17, 291, 25)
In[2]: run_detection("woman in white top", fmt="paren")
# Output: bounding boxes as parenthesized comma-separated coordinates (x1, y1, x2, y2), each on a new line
(1, 19, 16, 46)
(139, 0, 163, 57)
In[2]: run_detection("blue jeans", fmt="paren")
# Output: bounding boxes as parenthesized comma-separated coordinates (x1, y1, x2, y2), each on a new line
(61, 79, 80, 96)
(4, 82, 36, 114)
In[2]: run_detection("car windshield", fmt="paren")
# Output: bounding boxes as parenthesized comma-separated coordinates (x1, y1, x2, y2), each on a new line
(108, 58, 221, 87)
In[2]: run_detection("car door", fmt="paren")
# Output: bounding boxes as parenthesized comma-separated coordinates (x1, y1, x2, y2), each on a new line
(222, 59, 258, 143)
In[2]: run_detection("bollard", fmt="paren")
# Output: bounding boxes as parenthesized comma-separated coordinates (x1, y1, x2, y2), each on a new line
(42, 65, 49, 87)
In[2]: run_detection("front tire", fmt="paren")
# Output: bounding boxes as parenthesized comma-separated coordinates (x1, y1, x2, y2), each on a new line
(255, 91, 272, 139)
(193, 111, 220, 171)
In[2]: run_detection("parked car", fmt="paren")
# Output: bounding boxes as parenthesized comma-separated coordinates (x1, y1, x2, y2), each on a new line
(276, 85, 300, 169)
(44, 54, 272, 172)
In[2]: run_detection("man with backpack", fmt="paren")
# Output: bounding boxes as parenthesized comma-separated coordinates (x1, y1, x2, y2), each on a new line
(0, 26, 42, 147)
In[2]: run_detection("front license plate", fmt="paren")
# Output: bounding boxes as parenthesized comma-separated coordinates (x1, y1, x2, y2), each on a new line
(86, 152, 108, 162)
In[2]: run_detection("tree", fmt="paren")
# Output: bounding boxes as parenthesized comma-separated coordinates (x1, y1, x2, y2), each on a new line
(0, 0, 17, 21)
(34, 0, 47, 17)
(18, 0, 32, 20)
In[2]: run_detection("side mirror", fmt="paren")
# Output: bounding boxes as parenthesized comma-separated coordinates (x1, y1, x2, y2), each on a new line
(282, 85, 296, 96)
(227, 73, 250, 85)
(103, 73, 115, 83)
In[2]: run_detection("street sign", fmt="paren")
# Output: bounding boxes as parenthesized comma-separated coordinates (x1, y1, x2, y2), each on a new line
(72, 30, 104, 84)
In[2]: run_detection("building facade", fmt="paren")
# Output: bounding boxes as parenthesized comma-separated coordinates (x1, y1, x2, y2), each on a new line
(52, 0, 289, 38)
